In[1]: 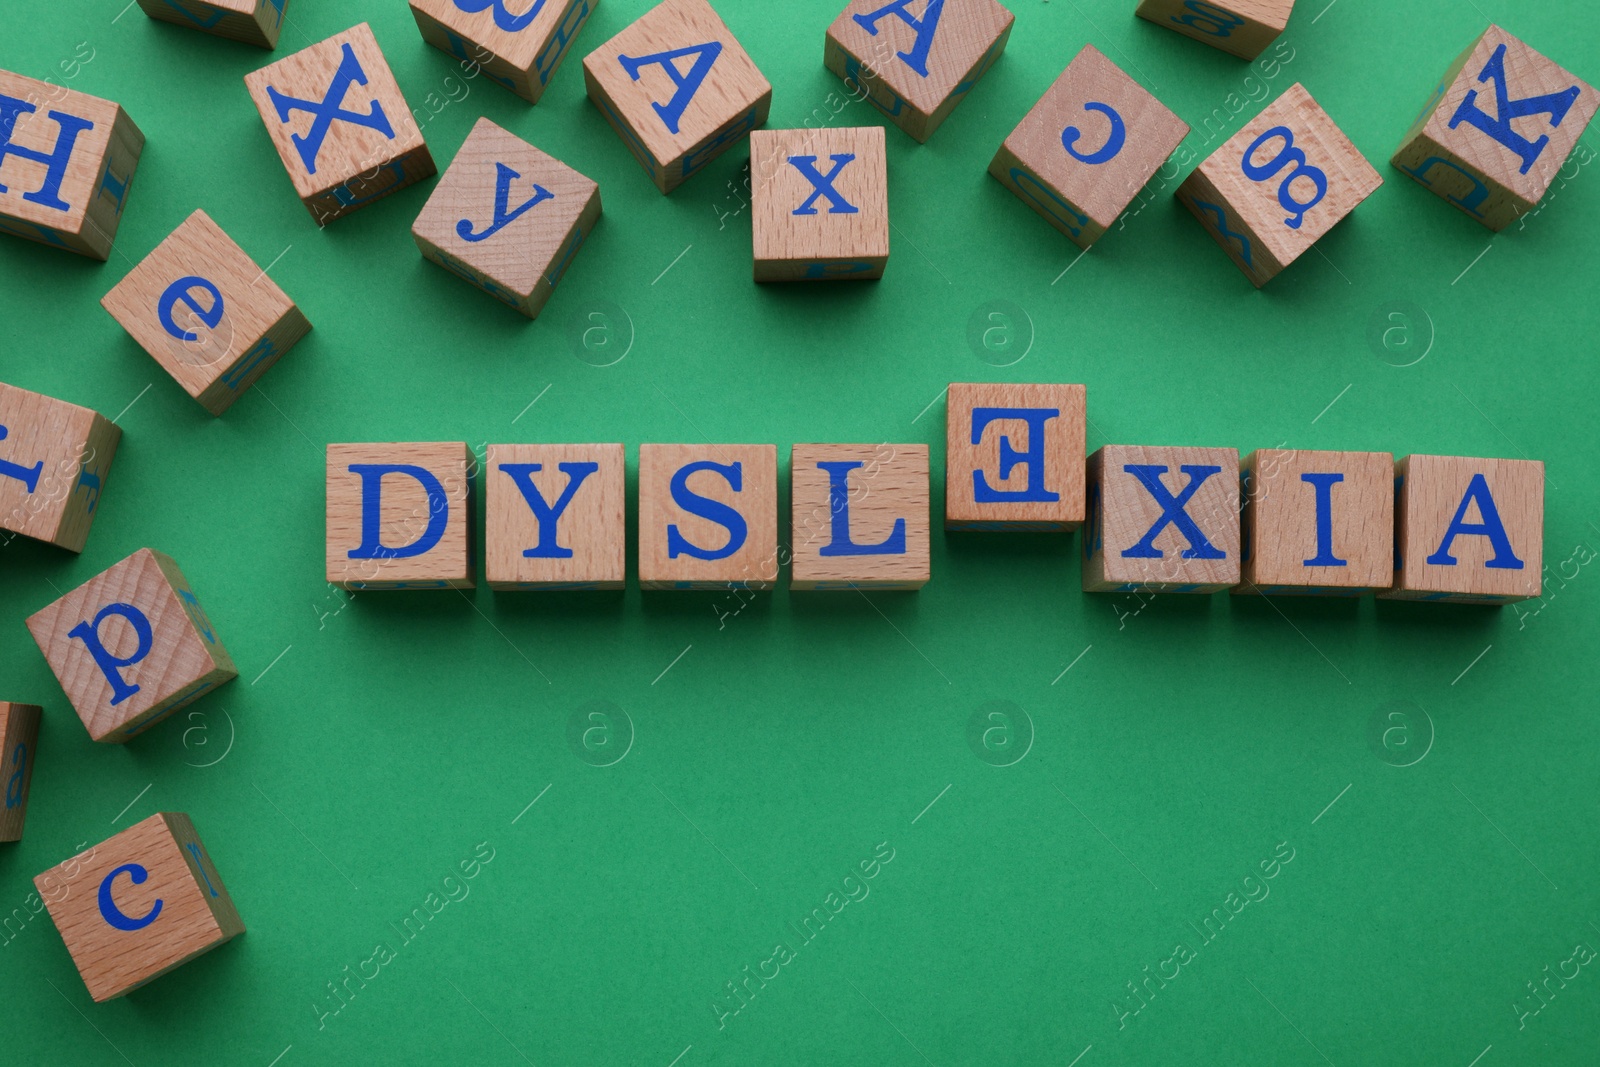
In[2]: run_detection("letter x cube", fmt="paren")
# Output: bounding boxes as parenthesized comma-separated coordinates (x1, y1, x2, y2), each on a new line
(1084, 445, 1240, 593)
(1135, 0, 1296, 61)
(0, 381, 121, 552)
(751, 126, 888, 281)
(326, 443, 475, 590)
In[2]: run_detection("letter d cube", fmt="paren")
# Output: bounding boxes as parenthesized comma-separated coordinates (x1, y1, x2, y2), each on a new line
(327, 443, 475, 590)
(1083, 445, 1240, 593)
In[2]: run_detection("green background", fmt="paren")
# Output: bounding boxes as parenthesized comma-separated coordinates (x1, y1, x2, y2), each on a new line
(2, 0, 1598, 1063)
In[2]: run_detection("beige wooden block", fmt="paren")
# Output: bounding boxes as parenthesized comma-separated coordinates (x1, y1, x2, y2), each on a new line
(327, 442, 475, 590)
(0, 382, 120, 553)
(35, 813, 244, 1002)
(1238, 449, 1392, 596)
(1392, 25, 1599, 231)
(750, 126, 888, 282)
(0, 702, 42, 842)
(244, 23, 436, 224)
(26, 549, 237, 743)
(412, 117, 601, 318)
(410, 0, 598, 103)
(136, 0, 288, 49)
(582, 0, 772, 193)
(989, 44, 1190, 248)
(1177, 83, 1381, 287)
(1383, 454, 1543, 605)
(824, 0, 1013, 143)
(1083, 445, 1240, 593)
(639, 444, 777, 590)
(486, 443, 624, 589)
(0, 69, 144, 259)
(945, 383, 1085, 531)
(791, 443, 929, 590)
(1134, 0, 1294, 61)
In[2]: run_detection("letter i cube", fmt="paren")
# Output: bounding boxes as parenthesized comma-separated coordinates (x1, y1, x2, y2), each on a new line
(582, 0, 772, 193)
(244, 23, 435, 224)
(751, 126, 888, 282)
(1392, 25, 1598, 231)
(1177, 83, 1381, 287)
(1135, 0, 1295, 61)
(409, 0, 597, 103)
(486, 443, 625, 589)
(1083, 445, 1240, 593)
(990, 45, 1190, 248)
(0, 702, 42, 842)
(0, 382, 121, 552)
(35, 813, 244, 1002)
(0, 70, 143, 259)
(945, 383, 1086, 530)
(791, 444, 930, 590)
(1238, 449, 1392, 596)
(639, 444, 777, 590)
(327, 443, 474, 590)
(137, 0, 288, 48)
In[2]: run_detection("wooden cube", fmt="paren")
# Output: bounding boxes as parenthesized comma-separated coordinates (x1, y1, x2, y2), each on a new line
(945, 383, 1086, 531)
(100, 209, 311, 416)
(989, 44, 1190, 248)
(824, 0, 1014, 143)
(244, 23, 436, 224)
(410, 0, 597, 103)
(0, 382, 121, 552)
(1135, 0, 1294, 61)
(1084, 445, 1240, 593)
(486, 443, 625, 590)
(327, 442, 474, 590)
(137, 0, 288, 49)
(0, 70, 143, 259)
(1392, 25, 1598, 231)
(1177, 83, 1381, 287)
(791, 443, 929, 590)
(412, 117, 601, 318)
(1383, 455, 1543, 604)
(750, 126, 888, 282)
(639, 444, 777, 590)
(582, 0, 771, 193)
(26, 548, 238, 743)
(1238, 449, 1392, 596)
(35, 813, 244, 1002)
(0, 702, 42, 843)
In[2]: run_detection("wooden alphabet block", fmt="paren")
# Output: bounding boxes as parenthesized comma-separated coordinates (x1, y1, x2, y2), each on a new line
(327, 443, 474, 590)
(0, 70, 143, 259)
(1238, 449, 1392, 596)
(639, 444, 777, 589)
(791, 444, 929, 590)
(0, 382, 120, 552)
(1383, 455, 1544, 604)
(0, 702, 41, 842)
(1083, 445, 1240, 593)
(244, 23, 435, 224)
(582, 0, 771, 193)
(945, 383, 1085, 531)
(35, 813, 244, 1002)
(410, 0, 596, 103)
(1134, 0, 1294, 61)
(412, 117, 601, 318)
(100, 209, 311, 416)
(486, 443, 625, 590)
(824, 0, 1014, 143)
(1177, 83, 1381, 287)
(750, 126, 888, 282)
(137, 0, 288, 49)
(1392, 25, 1599, 231)
(989, 45, 1190, 248)
(26, 548, 237, 743)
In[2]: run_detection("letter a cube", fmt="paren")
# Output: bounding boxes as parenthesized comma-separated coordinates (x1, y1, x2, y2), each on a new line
(791, 444, 930, 589)
(137, 0, 289, 49)
(639, 444, 777, 589)
(1177, 83, 1381, 287)
(486, 443, 625, 589)
(1392, 25, 1598, 231)
(0, 70, 143, 259)
(582, 0, 771, 193)
(35, 813, 244, 1002)
(1135, 0, 1295, 61)
(410, 0, 597, 103)
(990, 45, 1190, 248)
(751, 126, 888, 282)
(245, 23, 436, 224)
(1238, 449, 1392, 596)
(1084, 445, 1240, 593)
(945, 383, 1086, 530)
(412, 117, 601, 318)
(0, 702, 42, 842)
(0, 382, 121, 552)
(327, 443, 474, 590)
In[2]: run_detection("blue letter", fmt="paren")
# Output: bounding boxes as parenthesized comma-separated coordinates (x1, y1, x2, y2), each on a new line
(157, 276, 224, 342)
(347, 464, 449, 560)
(458, 163, 554, 242)
(98, 864, 162, 932)
(499, 462, 597, 559)
(852, 0, 945, 78)
(265, 43, 394, 175)
(971, 408, 1059, 504)
(819, 461, 906, 556)
(789, 154, 859, 215)
(617, 42, 722, 135)
(185, 842, 219, 897)
(67, 604, 153, 706)
(4, 742, 25, 808)
(666, 461, 747, 561)
(0, 94, 95, 211)
(0, 424, 44, 494)
(452, 0, 546, 32)
(1121, 465, 1225, 560)
(1062, 102, 1125, 165)
(1191, 197, 1253, 267)
(1300, 472, 1347, 567)
(1450, 43, 1580, 175)
(1425, 473, 1524, 570)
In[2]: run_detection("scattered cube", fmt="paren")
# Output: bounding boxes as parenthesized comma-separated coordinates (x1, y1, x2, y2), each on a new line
(582, 0, 772, 193)
(946, 383, 1086, 531)
(1392, 25, 1598, 231)
(410, 0, 597, 103)
(791, 443, 929, 590)
(1084, 445, 1240, 593)
(35, 813, 244, 1002)
(412, 117, 601, 318)
(989, 44, 1190, 247)
(0, 69, 143, 259)
(824, 0, 1014, 143)
(1177, 83, 1381, 286)
(137, 0, 288, 49)
(1383, 455, 1544, 604)
(0, 381, 121, 552)
(100, 209, 311, 416)
(0, 702, 41, 842)
(1238, 449, 1392, 596)
(750, 126, 888, 282)
(486, 443, 625, 589)
(244, 23, 436, 224)
(639, 444, 777, 589)
(26, 549, 237, 743)
(1135, 0, 1295, 61)
(327, 442, 474, 590)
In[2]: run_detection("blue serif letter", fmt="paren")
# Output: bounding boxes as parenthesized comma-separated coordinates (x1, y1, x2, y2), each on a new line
(1061, 102, 1125, 165)
(0, 93, 95, 211)
(1300, 472, 1348, 567)
(157, 276, 224, 342)
(971, 408, 1060, 504)
(347, 464, 449, 560)
(852, 0, 945, 78)
(1121, 464, 1226, 560)
(98, 864, 162, 931)
(0, 424, 44, 494)
(453, 0, 547, 32)
(789, 154, 859, 215)
(67, 603, 154, 706)
(266, 43, 395, 175)
(819, 461, 906, 556)
(617, 42, 723, 135)
(1450, 43, 1581, 176)
(4, 743, 25, 809)
(666, 461, 747, 561)
(1425, 473, 1524, 570)
(499, 462, 597, 559)
(458, 163, 554, 242)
